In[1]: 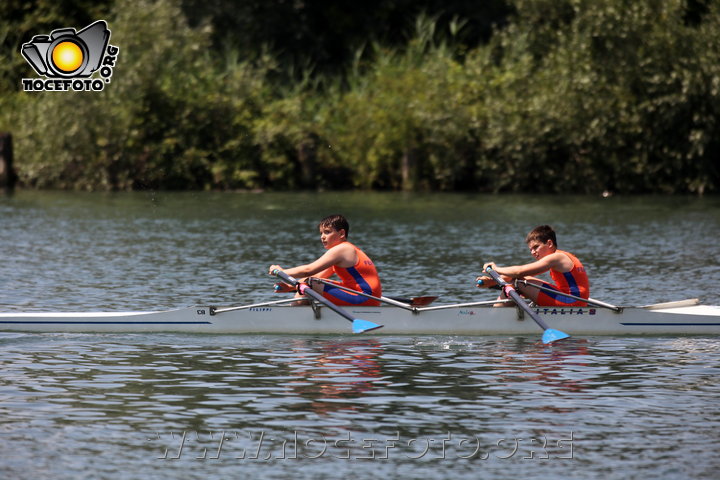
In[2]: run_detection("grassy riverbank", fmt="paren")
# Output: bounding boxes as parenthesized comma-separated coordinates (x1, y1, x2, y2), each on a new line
(1, 0, 718, 193)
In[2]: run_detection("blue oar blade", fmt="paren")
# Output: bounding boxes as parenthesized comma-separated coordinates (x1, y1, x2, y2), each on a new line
(352, 319, 383, 334)
(542, 328, 570, 344)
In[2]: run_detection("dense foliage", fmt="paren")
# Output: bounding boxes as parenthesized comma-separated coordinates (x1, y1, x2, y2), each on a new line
(0, 0, 717, 193)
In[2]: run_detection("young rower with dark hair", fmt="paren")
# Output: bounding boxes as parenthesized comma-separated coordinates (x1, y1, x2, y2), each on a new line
(268, 214, 382, 306)
(478, 225, 590, 307)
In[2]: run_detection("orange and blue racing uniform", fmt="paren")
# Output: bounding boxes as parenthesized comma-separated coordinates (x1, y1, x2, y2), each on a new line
(536, 250, 589, 307)
(322, 243, 382, 306)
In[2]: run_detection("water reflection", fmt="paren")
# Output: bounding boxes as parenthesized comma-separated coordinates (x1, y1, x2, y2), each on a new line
(2, 334, 720, 479)
(489, 339, 593, 395)
(284, 339, 384, 415)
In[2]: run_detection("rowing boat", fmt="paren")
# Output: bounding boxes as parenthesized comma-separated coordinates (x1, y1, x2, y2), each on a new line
(1, 298, 718, 336)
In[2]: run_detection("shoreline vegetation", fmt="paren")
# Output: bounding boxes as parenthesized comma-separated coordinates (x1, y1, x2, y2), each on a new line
(0, 0, 718, 194)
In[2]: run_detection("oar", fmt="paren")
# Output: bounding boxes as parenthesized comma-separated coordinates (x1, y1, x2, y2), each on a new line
(272, 269, 383, 334)
(480, 276, 619, 311)
(311, 278, 437, 310)
(484, 266, 570, 344)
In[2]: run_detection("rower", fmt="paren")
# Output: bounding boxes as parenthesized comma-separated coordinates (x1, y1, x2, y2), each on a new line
(269, 214, 382, 306)
(477, 225, 590, 307)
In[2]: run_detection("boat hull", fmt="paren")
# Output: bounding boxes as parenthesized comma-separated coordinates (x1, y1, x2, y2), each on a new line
(1, 303, 719, 336)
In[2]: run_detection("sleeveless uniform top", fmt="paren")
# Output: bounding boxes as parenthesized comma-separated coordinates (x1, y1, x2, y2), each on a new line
(323, 242, 382, 306)
(538, 249, 590, 307)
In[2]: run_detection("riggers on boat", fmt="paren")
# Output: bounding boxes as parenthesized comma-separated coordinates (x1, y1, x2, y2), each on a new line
(0, 298, 718, 337)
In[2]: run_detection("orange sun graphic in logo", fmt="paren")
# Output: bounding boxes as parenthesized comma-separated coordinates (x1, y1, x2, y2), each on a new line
(51, 41, 84, 73)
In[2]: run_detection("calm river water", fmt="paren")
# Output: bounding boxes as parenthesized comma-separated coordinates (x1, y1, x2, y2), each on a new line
(1, 191, 719, 479)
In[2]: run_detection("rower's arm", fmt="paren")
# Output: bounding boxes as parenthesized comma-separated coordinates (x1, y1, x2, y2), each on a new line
(271, 244, 354, 278)
(493, 252, 569, 278)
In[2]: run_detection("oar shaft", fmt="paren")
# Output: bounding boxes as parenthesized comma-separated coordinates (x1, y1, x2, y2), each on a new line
(274, 270, 351, 318)
(507, 286, 551, 330)
(272, 269, 375, 328)
(314, 278, 414, 310)
(485, 267, 552, 331)
(300, 284, 356, 323)
(315, 280, 511, 311)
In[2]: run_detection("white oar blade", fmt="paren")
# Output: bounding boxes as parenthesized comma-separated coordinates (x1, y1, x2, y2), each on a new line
(352, 319, 383, 334)
(542, 328, 570, 344)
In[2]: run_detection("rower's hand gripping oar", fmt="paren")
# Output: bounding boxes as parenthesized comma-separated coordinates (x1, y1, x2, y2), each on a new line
(484, 266, 570, 344)
(272, 269, 383, 334)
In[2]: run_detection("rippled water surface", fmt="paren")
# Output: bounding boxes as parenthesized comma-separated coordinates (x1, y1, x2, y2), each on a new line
(1, 191, 719, 479)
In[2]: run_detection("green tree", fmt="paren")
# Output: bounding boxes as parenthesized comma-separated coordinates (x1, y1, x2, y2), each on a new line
(7, 0, 271, 190)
